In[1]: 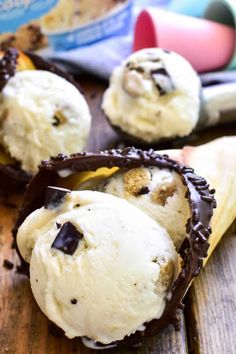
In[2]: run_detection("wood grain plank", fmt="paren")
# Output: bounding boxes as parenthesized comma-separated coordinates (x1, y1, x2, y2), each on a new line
(185, 222, 236, 354)
(0, 77, 188, 354)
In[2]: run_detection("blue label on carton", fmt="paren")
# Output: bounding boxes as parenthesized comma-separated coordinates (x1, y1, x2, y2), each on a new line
(0, 0, 58, 33)
(47, 2, 132, 51)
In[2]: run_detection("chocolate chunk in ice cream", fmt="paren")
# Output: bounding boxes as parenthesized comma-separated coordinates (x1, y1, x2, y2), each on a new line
(44, 186, 71, 209)
(52, 221, 83, 255)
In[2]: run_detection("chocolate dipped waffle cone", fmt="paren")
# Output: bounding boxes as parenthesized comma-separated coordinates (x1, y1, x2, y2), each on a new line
(13, 137, 235, 349)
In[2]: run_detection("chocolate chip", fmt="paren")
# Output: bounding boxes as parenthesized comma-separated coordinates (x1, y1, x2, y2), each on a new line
(52, 116, 60, 126)
(163, 49, 171, 54)
(44, 186, 71, 209)
(130, 66, 144, 74)
(71, 298, 77, 304)
(56, 222, 61, 229)
(151, 68, 175, 95)
(3, 259, 14, 270)
(52, 111, 67, 127)
(137, 186, 150, 195)
(150, 58, 160, 62)
(51, 222, 83, 255)
(74, 204, 80, 208)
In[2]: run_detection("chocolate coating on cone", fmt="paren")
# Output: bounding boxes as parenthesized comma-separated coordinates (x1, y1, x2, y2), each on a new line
(13, 147, 216, 348)
(0, 48, 18, 91)
(0, 164, 30, 195)
(0, 49, 83, 193)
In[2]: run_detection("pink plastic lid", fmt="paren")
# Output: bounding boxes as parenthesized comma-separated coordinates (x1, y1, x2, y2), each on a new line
(133, 8, 235, 72)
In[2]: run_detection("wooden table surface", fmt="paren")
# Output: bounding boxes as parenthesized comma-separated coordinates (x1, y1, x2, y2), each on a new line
(0, 76, 236, 354)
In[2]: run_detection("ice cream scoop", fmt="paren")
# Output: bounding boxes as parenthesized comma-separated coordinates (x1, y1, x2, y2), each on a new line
(80, 166, 190, 249)
(102, 48, 236, 144)
(17, 189, 178, 345)
(102, 48, 201, 144)
(0, 69, 91, 173)
(0, 48, 91, 192)
(13, 142, 218, 349)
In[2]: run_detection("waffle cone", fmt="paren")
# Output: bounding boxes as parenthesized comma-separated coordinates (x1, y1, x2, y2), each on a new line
(159, 136, 236, 264)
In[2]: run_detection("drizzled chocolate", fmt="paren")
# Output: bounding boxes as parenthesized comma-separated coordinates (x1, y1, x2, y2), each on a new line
(13, 147, 216, 348)
(0, 48, 18, 91)
(52, 221, 83, 255)
(0, 48, 83, 193)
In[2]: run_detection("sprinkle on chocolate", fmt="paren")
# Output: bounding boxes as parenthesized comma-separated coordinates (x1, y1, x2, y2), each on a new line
(0, 48, 18, 91)
(51, 222, 83, 255)
(71, 298, 77, 304)
(13, 147, 216, 348)
(3, 259, 14, 270)
(151, 68, 175, 95)
(44, 186, 71, 209)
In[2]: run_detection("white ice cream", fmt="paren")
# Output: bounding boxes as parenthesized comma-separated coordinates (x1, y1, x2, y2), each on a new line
(102, 48, 201, 142)
(85, 167, 190, 249)
(0, 70, 91, 173)
(17, 190, 178, 344)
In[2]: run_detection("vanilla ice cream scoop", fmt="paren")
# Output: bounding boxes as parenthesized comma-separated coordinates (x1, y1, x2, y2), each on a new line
(17, 188, 178, 345)
(0, 70, 91, 173)
(102, 48, 201, 143)
(79, 167, 190, 249)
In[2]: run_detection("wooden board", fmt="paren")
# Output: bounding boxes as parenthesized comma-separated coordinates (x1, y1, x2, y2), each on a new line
(0, 76, 236, 354)
(185, 223, 236, 354)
